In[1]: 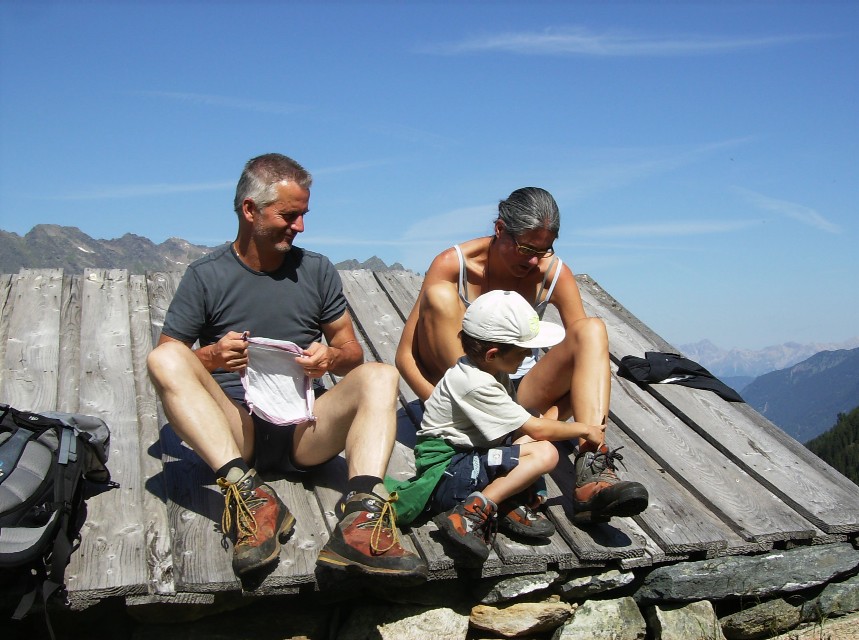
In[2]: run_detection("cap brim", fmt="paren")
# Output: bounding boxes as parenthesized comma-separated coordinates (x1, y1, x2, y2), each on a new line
(513, 320, 565, 349)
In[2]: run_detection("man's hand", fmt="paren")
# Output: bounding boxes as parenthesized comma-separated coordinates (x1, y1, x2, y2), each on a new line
(295, 342, 335, 379)
(207, 330, 250, 372)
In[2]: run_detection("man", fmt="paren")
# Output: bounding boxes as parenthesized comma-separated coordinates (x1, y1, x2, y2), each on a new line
(146, 153, 427, 581)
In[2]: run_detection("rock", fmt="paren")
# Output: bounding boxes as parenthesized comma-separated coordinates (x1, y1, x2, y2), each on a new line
(636, 543, 859, 604)
(470, 600, 574, 637)
(719, 598, 801, 640)
(801, 572, 859, 622)
(337, 604, 469, 640)
(473, 571, 561, 604)
(647, 600, 726, 640)
(552, 597, 646, 640)
(558, 569, 635, 600)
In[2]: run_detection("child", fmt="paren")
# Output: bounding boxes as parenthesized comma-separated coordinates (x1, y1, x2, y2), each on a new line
(387, 290, 605, 563)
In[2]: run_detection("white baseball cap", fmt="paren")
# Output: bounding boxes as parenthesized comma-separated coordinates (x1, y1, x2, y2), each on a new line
(462, 290, 565, 349)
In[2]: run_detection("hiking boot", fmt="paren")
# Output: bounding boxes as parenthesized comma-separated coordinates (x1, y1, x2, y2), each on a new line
(498, 500, 556, 539)
(316, 484, 428, 582)
(432, 492, 497, 562)
(573, 445, 649, 524)
(217, 468, 296, 575)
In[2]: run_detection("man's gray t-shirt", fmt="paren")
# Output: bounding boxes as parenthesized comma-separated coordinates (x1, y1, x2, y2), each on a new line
(162, 242, 347, 399)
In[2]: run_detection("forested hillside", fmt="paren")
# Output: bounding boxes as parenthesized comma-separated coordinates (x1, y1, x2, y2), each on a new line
(806, 406, 859, 486)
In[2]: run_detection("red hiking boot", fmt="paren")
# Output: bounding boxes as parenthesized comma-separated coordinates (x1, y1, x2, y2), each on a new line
(433, 492, 498, 562)
(316, 484, 428, 582)
(498, 500, 556, 539)
(573, 444, 648, 524)
(217, 468, 296, 575)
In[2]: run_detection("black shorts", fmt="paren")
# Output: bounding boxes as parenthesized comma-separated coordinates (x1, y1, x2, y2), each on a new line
(227, 385, 327, 476)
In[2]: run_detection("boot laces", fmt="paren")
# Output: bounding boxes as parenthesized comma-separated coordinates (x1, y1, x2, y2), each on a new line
(589, 446, 627, 475)
(369, 492, 400, 554)
(218, 477, 259, 546)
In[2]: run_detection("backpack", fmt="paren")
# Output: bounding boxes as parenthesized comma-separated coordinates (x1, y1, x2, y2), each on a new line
(0, 402, 114, 630)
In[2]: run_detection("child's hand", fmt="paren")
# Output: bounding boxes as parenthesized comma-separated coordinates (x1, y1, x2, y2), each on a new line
(584, 423, 606, 447)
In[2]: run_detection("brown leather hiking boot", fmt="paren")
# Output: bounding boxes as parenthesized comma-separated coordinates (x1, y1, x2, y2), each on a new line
(433, 492, 498, 562)
(316, 484, 428, 582)
(498, 500, 556, 539)
(217, 468, 296, 575)
(573, 444, 648, 524)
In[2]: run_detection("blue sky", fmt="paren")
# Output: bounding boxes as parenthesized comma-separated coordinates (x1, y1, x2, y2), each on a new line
(1, 1, 856, 351)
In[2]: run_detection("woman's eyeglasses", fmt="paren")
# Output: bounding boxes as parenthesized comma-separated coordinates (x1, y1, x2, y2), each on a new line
(506, 231, 554, 259)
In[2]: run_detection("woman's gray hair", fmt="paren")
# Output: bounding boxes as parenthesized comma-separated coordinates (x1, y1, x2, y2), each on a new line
(234, 153, 313, 215)
(496, 187, 560, 237)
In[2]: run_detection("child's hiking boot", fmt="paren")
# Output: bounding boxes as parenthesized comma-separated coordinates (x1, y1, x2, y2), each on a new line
(217, 467, 296, 575)
(433, 492, 498, 562)
(573, 444, 648, 524)
(316, 484, 428, 582)
(498, 500, 556, 539)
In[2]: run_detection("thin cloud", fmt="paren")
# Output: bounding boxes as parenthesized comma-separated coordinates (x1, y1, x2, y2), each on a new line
(132, 91, 305, 115)
(419, 27, 825, 57)
(48, 181, 234, 200)
(400, 204, 495, 242)
(579, 220, 756, 239)
(735, 187, 840, 233)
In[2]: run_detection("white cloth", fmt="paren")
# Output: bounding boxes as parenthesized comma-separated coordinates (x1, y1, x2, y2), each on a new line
(419, 357, 532, 449)
(241, 337, 315, 426)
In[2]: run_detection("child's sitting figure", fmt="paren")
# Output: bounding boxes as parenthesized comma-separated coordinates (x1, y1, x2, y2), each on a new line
(390, 290, 605, 563)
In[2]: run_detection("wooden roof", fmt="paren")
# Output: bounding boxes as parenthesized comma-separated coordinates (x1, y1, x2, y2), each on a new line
(1, 268, 858, 608)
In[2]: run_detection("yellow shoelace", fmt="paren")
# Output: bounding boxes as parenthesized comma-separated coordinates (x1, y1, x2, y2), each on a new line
(217, 477, 258, 544)
(369, 492, 400, 554)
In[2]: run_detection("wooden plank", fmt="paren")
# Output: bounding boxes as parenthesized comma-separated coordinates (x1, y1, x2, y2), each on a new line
(128, 274, 174, 595)
(608, 364, 815, 543)
(0, 269, 63, 412)
(66, 269, 148, 601)
(146, 271, 183, 347)
(338, 270, 416, 404)
(546, 452, 647, 563)
(607, 424, 731, 555)
(0, 273, 12, 392)
(372, 270, 423, 322)
(56, 274, 82, 413)
(576, 275, 859, 536)
(157, 426, 239, 593)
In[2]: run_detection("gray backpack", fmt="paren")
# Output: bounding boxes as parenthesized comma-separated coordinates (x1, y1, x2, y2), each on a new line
(0, 403, 113, 630)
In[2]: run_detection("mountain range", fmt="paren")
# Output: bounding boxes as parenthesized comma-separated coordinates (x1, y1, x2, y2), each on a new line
(679, 337, 859, 379)
(0, 225, 405, 274)
(739, 347, 859, 443)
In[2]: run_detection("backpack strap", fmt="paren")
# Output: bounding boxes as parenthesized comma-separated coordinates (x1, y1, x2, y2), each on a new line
(0, 426, 37, 486)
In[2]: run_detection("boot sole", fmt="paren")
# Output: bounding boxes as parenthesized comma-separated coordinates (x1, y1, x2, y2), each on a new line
(315, 548, 428, 582)
(573, 486, 649, 524)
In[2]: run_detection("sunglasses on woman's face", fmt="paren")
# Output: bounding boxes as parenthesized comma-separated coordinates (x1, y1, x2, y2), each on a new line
(506, 230, 554, 259)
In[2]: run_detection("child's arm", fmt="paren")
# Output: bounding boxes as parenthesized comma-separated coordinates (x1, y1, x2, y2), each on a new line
(516, 416, 605, 447)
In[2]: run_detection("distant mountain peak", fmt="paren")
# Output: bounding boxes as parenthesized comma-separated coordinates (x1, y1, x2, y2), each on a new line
(0, 224, 413, 275)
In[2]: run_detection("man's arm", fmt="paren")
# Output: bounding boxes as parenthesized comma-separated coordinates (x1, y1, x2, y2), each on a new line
(295, 311, 364, 378)
(156, 331, 249, 373)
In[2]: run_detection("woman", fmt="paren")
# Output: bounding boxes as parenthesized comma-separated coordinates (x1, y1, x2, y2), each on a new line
(396, 187, 647, 523)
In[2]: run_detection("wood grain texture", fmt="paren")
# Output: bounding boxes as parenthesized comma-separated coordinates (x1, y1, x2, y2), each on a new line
(67, 269, 148, 599)
(128, 274, 174, 595)
(56, 274, 82, 413)
(1, 269, 63, 412)
(339, 270, 417, 404)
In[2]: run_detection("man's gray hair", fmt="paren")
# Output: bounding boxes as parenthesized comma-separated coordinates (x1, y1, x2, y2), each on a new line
(497, 187, 561, 237)
(234, 153, 313, 215)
